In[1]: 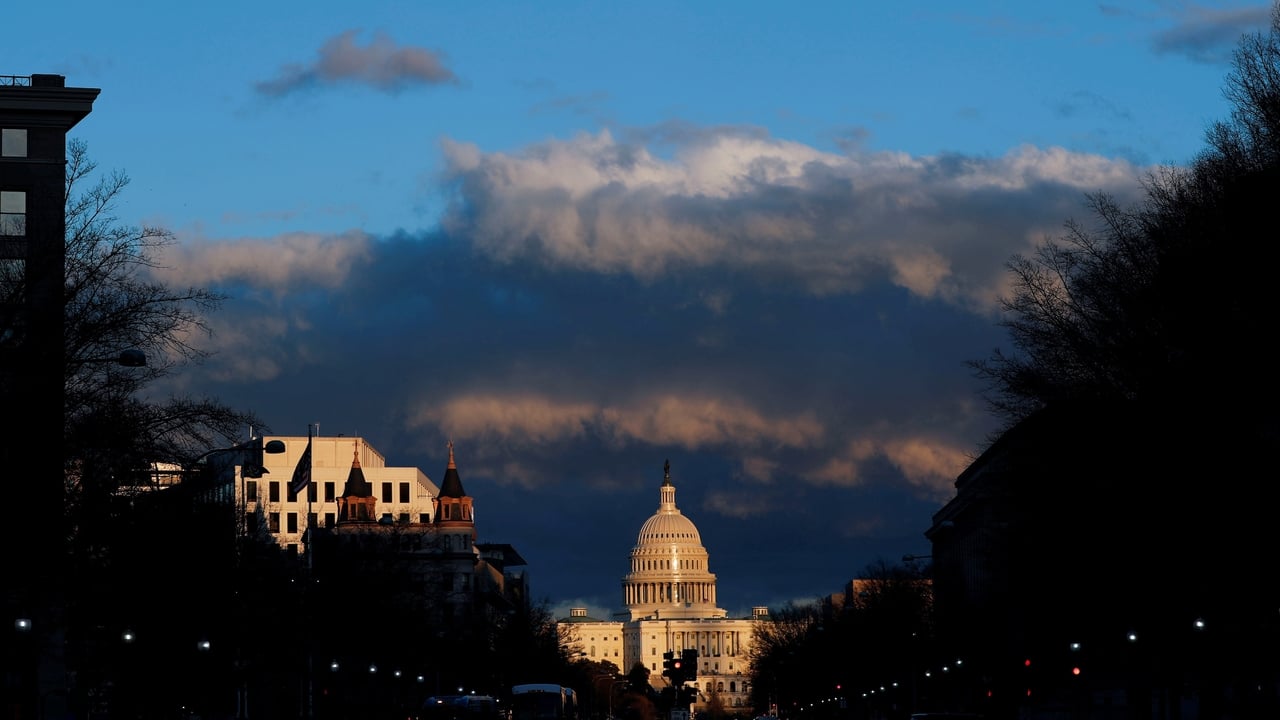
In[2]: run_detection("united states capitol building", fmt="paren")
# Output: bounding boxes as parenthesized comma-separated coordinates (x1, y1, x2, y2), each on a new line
(558, 461, 769, 712)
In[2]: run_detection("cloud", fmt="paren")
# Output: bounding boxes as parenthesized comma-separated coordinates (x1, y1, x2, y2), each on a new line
(808, 434, 971, 499)
(1151, 3, 1272, 64)
(440, 129, 1146, 313)
(149, 231, 373, 291)
(255, 30, 460, 97)
(408, 392, 824, 454)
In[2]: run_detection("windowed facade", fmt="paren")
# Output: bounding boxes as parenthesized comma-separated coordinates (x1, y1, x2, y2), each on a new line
(0, 190, 25, 236)
(381, 482, 392, 503)
(399, 482, 410, 503)
(1, 128, 26, 157)
(246, 480, 258, 502)
(268, 512, 280, 533)
(324, 482, 335, 501)
(269, 481, 280, 502)
(287, 513, 298, 533)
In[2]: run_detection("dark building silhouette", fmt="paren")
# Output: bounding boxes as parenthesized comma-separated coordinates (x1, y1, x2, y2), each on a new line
(926, 401, 1280, 718)
(1, 72, 98, 720)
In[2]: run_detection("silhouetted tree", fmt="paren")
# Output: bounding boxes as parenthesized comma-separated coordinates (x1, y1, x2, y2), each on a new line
(21, 139, 268, 715)
(961, 9, 1280, 716)
(970, 5, 1280, 435)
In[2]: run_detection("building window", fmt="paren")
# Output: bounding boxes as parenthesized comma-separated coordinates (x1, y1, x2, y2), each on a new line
(268, 512, 280, 533)
(245, 481, 258, 502)
(398, 512, 409, 524)
(287, 483, 298, 502)
(399, 482, 410, 503)
(325, 512, 336, 528)
(1, 129, 27, 157)
(308, 512, 318, 529)
(287, 513, 298, 533)
(307, 482, 317, 502)
(325, 482, 335, 501)
(419, 513, 430, 523)
(268, 482, 280, 502)
(381, 482, 392, 503)
(0, 191, 26, 236)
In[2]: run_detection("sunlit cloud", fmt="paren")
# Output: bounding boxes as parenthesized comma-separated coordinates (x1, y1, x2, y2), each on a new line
(440, 130, 1145, 312)
(808, 434, 969, 500)
(409, 392, 825, 452)
(255, 30, 460, 96)
(148, 231, 373, 292)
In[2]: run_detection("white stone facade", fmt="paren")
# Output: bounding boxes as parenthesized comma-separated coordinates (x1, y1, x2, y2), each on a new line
(218, 435, 440, 553)
(559, 463, 768, 713)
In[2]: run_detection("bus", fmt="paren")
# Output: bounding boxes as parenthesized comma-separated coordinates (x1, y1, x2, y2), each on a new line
(510, 683, 579, 720)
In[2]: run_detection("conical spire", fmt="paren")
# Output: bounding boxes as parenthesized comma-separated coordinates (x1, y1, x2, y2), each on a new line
(438, 439, 467, 498)
(340, 439, 372, 498)
(337, 438, 376, 524)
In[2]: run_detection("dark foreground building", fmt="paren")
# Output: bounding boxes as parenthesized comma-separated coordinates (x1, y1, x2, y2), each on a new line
(926, 401, 1280, 719)
(2, 72, 99, 720)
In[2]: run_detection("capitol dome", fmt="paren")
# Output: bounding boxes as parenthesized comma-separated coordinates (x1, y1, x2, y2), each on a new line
(623, 460, 726, 620)
(636, 508, 702, 544)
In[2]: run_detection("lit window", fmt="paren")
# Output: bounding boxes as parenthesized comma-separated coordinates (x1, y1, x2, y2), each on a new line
(1, 129, 26, 157)
(0, 191, 25, 236)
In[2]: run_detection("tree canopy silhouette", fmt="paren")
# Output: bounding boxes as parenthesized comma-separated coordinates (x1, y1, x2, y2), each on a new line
(970, 6, 1280, 439)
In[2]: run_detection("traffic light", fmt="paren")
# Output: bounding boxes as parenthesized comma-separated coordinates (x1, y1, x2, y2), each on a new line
(678, 686, 698, 706)
(662, 650, 676, 679)
(681, 649, 698, 681)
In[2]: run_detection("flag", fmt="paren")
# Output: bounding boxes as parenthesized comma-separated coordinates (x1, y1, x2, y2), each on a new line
(290, 435, 312, 496)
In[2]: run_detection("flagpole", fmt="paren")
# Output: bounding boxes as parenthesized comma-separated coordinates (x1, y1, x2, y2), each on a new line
(306, 422, 313, 570)
(305, 423, 314, 720)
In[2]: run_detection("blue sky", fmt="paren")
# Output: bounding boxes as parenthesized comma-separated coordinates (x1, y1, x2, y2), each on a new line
(8, 1, 1272, 619)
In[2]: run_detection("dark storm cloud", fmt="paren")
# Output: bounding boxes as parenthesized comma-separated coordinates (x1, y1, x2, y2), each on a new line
(255, 29, 460, 97)
(153, 127, 1154, 611)
(1151, 3, 1272, 64)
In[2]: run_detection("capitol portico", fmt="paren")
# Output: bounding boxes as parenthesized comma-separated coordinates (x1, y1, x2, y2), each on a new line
(559, 461, 768, 713)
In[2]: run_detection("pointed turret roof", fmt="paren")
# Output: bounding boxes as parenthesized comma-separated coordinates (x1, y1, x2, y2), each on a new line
(339, 441, 373, 498)
(438, 440, 467, 498)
